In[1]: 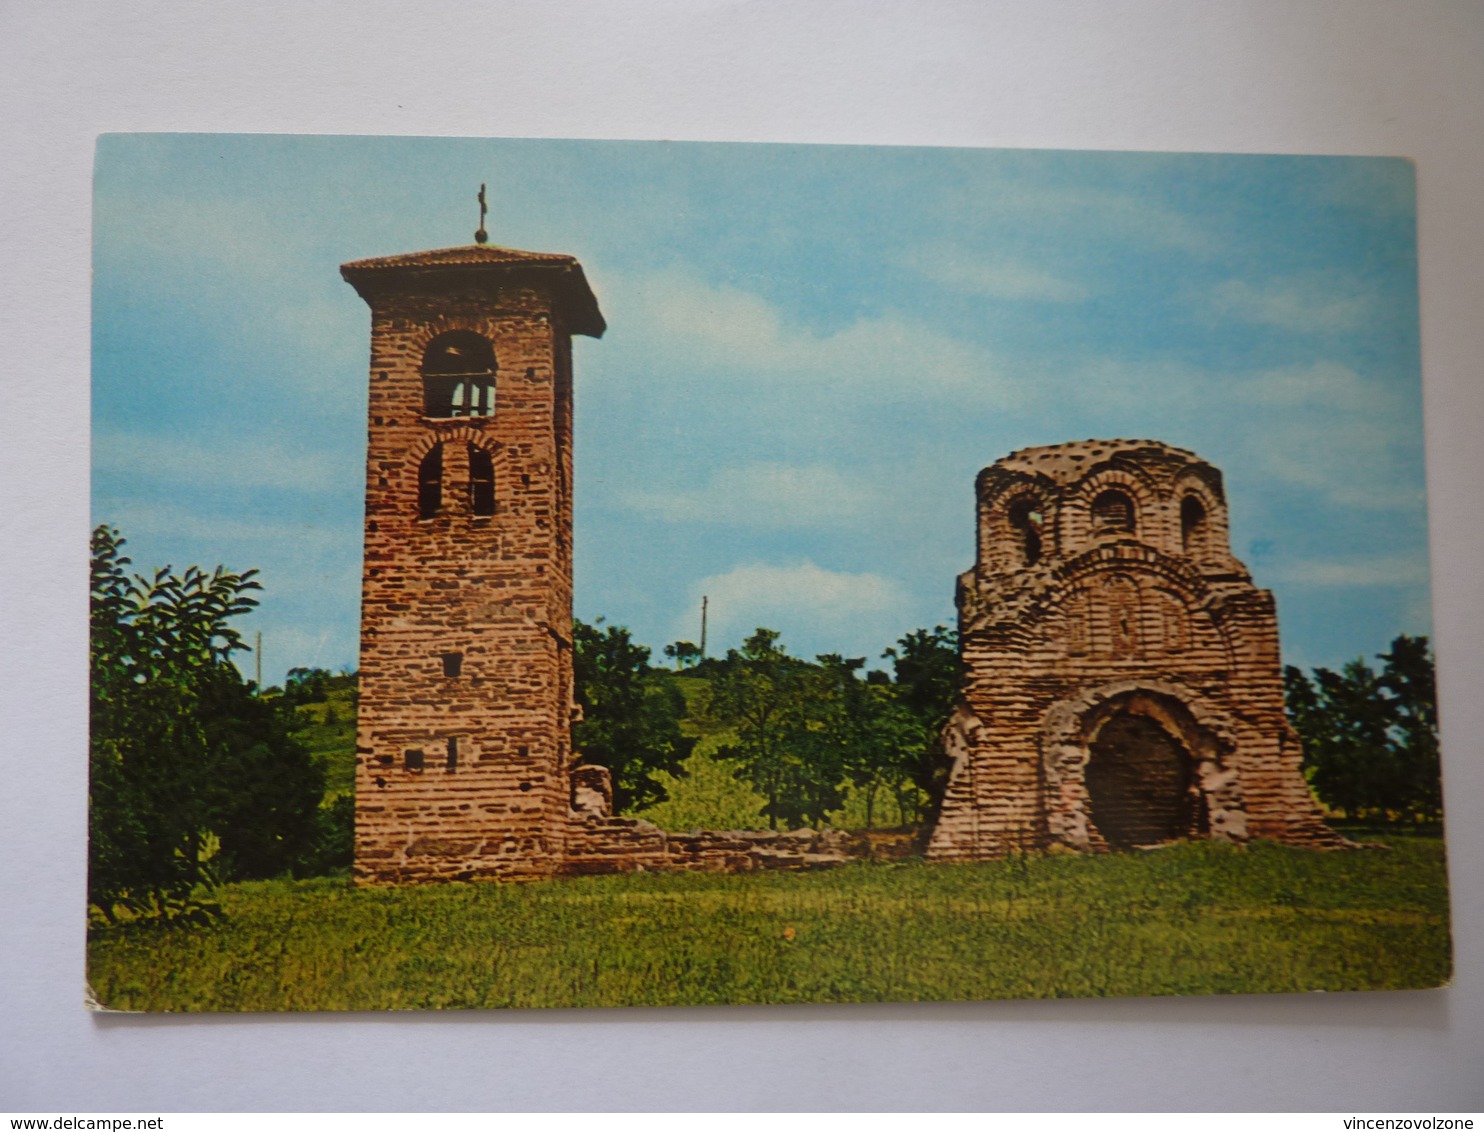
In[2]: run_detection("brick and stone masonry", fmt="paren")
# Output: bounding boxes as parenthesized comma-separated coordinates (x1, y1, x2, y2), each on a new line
(341, 243, 853, 883)
(341, 244, 605, 883)
(926, 439, 1347, 860)
(341, 242, 1339, 882)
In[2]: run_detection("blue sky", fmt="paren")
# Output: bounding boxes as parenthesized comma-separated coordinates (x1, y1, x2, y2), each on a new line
(91, 134, 1430, 684)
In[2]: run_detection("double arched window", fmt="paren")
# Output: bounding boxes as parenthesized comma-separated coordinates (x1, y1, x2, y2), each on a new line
(416, 442, 497, 519)
(422, 331, 496, 419)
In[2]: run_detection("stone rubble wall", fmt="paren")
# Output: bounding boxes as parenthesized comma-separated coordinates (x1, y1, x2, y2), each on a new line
(560, 815, 853, 876)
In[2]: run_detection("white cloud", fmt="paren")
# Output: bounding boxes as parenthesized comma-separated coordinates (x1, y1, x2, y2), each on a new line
(679, 561, 913, 660)
(1250, 419, 1424, 512)
(1269, 553, 1432, 589)
(945, 177, 1219, 256)
(1207, 275, 1374, 334)
(94, 430, 345, 494)
(1029, 357, 1423, 513)
(1238, 360, 1392, 413)
(99, 499, 349, 555)
(900, 247, 1089, 302)
(100, 191, 315, 287)
(598, 270, 1018, 401)
(622, 463, 877, 528)
(1226, 363, 1423, 511)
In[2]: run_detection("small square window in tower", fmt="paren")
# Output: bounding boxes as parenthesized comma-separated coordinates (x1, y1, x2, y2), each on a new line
(422, 331, 496, 419)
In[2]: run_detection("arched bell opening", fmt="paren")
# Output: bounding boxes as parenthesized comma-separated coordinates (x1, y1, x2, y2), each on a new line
(1091, 488, 1136, 536)
(1006, 496, 1045, 565)
(1180, 493, 1209, 559)
(1084, 712, 1206, 849)
(422, 330, 497, 419)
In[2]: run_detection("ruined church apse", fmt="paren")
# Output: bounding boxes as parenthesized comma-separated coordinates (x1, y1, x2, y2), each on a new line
(91, 136, 1428, 687)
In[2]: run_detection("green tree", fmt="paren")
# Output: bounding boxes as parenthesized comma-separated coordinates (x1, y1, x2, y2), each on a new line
(883, 625, 960, 813)
(884, 625, 959, 725)
(282, 666, 333, 705)
(89, 526, 325, 921)
(572, 618, 696, 813)
(663, 640, 703, 668)
(1285, 634, 1441, 823)
(814, 655, 923, 828)
(705, 629, 853, 829)
(1378, 635, 1442, 821)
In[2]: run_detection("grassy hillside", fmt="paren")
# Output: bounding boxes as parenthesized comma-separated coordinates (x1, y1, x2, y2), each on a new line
(87, 833, 1449, 1012)
(285, 682, 358, 801)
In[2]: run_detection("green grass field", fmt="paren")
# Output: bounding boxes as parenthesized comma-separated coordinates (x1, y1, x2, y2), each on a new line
(86, 832, 1449, 1013)
(161, 681, 1446, 1013)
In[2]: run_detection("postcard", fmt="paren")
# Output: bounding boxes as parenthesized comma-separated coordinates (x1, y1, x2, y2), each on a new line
(87, 134, 1447, 1010)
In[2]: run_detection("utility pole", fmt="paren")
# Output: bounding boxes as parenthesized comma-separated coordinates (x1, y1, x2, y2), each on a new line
(700, 595, 708, 659)
(255, 631, 262, 692)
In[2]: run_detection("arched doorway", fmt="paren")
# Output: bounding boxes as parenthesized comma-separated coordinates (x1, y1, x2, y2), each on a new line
(1084, 712, 1204, 849)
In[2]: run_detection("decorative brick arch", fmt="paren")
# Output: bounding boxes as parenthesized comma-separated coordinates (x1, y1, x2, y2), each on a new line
(979, 473, 1055, 573)
(1048, 551, 1239, 672)
(996, 485, 1053, 570)
(1039, 679, 1249, 851)
(1169, 476, 1229, 564)
(410, 424, 505, 458)
(1068, 464, 1161, 548)
(410, 315, 500, 360)
(405, 429, 509, 519)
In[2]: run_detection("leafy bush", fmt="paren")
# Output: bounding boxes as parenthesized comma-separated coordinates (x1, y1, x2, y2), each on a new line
(297, 794, 355, 876)
(572, 618, 696, 812)
(89, 525, 325, 921)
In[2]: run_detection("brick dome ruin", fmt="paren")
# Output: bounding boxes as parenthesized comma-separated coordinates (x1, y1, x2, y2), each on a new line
(925, 439, 1344, 860)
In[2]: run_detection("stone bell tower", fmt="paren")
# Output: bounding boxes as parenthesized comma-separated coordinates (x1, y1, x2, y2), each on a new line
(341, 238, 605, 883)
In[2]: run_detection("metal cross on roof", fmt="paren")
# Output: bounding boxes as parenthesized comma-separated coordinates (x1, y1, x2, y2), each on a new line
(475, 183, 489, 245)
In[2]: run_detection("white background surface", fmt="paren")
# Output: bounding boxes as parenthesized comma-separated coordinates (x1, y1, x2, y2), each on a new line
(2, 0, 1481, 1112)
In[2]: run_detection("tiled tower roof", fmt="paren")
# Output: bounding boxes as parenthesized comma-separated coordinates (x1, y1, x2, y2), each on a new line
(341, 244, 605, 338)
